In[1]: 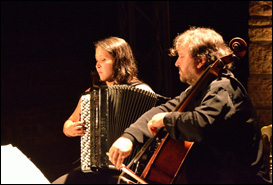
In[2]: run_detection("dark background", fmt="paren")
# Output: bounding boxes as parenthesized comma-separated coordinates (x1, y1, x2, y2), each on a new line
(1, 1, 250, 182)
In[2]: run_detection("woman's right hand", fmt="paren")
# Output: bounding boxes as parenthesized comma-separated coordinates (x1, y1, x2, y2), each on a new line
(63, 120, 85, 137)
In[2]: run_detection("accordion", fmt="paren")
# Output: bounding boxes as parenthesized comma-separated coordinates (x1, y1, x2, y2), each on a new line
(80, 85, 158, 172)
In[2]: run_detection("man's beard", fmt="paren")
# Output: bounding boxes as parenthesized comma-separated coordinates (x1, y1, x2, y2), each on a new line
(179, 70, 195, 85)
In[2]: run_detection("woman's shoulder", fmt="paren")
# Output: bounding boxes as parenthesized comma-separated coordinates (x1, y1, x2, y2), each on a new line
(135, 83, 155, 93)
(127, 79, 154, 93)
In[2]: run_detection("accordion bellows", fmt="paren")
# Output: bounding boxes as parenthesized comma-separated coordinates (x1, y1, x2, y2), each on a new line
(80, 85, 158, 172)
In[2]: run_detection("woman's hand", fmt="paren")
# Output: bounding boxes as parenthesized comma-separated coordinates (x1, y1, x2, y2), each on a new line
(108, 137, 133, 170)
(147, 112, 168, 135)
(63, 120, 85, 137)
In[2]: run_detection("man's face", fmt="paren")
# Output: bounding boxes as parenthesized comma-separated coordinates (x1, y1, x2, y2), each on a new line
(175, 45, 199, 86)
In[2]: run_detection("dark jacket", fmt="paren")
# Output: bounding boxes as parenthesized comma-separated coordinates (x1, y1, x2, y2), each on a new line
(123, 70, 264, 184)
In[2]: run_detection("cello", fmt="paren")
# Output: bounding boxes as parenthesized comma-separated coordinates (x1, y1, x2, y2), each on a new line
(118, 37, 248, 184)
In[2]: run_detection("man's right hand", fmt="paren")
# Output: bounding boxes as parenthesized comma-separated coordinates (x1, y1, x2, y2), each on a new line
(108, 137, 133, 170)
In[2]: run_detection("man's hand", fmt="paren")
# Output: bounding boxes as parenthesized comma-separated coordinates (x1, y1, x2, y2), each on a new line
(147, 112, 168, 135)
(108, 137, 133, 170)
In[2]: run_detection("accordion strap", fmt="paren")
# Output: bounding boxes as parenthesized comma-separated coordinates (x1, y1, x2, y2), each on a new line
(127, 80, 145, 87)
(129, 81, 171, 100)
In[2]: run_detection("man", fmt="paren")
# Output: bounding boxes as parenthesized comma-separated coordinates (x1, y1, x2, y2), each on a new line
(109, 27, 266, 184)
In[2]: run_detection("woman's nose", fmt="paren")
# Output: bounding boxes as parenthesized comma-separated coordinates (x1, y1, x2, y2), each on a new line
(96, 62, 101, 68)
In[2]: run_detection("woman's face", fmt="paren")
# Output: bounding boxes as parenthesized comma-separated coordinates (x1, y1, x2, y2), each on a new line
(95, 46, 115, 85)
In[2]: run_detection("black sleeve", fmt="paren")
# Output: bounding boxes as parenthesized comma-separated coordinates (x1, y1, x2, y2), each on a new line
(163, 85, 234, 142)
(122, 92, 185, 144)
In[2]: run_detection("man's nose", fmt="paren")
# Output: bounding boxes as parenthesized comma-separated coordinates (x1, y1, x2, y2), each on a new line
(175, 59, 179, 67)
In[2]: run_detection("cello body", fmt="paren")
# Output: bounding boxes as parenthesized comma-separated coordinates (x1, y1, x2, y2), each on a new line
(141, 134, 193, 184)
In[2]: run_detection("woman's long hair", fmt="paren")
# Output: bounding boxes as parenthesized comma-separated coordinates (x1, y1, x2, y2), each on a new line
(91, 36, 140, 85)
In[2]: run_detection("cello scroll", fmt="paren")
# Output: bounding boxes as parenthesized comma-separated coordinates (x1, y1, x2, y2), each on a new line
(210, 37, 247, 76)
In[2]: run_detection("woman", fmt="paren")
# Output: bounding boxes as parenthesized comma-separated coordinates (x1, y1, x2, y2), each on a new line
(63, 36, 153, 138)
(53, 36, 154, 184)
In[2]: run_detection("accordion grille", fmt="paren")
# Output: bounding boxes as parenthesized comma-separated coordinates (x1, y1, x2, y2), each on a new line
(80, 85, 158, 172)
